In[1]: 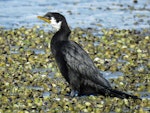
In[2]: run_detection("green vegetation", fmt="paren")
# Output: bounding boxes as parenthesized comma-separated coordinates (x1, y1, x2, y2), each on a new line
(0, 26, 149, 113)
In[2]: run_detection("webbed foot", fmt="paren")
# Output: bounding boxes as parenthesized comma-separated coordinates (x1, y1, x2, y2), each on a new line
(70, 90, 79, 97)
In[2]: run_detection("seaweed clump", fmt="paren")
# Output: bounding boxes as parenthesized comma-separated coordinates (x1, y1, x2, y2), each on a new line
(0, 26, 149, 113)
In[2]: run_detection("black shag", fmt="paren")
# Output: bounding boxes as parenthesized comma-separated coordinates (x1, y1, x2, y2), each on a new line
(37, 12, 139, 99)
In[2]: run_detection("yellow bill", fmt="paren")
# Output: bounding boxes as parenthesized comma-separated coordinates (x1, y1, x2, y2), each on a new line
(37, 16, 51, 23)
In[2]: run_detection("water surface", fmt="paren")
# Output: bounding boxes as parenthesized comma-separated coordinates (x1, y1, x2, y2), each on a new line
(0, 0, 150, 30)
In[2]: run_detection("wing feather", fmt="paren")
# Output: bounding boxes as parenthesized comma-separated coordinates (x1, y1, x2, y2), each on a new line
(61, 41, 110, 87)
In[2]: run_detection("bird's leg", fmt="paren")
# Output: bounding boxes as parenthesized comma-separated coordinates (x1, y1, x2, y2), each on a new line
(70, 89, 79, 97)
(68, 72, 80, 97)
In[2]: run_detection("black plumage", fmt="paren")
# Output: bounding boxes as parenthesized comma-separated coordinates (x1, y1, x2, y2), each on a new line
(38, 12, 140, 99)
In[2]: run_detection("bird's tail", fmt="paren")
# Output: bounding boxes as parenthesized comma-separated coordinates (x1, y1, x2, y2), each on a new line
(105, 88, 140, 99)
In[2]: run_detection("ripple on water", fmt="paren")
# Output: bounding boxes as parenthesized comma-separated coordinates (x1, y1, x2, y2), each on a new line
(0, 0, 150, 29)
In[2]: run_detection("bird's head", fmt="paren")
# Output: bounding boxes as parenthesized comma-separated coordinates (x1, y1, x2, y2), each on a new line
(37, 12, 66, 31)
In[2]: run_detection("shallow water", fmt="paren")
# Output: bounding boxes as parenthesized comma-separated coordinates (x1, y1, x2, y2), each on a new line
(0, 0, 150, 30)
(100, 71, 123, 79)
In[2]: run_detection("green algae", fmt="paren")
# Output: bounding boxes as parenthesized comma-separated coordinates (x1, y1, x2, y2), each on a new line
(0, 26, 149, 112)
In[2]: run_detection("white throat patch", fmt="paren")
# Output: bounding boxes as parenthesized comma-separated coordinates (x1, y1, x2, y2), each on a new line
(51, 17, 62, 31)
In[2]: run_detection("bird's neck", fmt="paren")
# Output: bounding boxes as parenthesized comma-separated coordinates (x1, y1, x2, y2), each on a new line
(51, 23, 71, 44)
